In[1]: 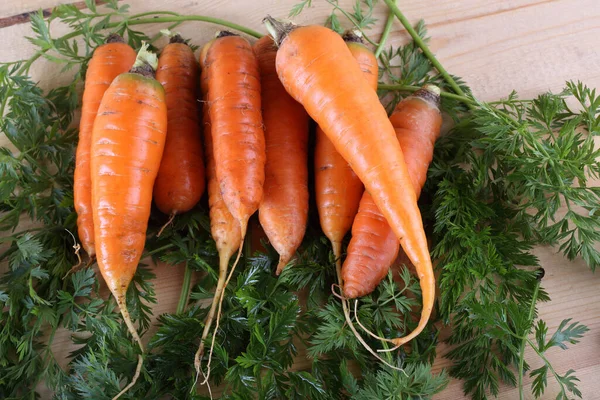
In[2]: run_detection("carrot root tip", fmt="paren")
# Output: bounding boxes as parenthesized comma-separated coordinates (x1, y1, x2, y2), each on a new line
(342, 286, 358, 299)
(112, 354, 143, 400)
(275, 257, 291, 276)
(111, 293, 145, 398)
(157, 212, 177, 237)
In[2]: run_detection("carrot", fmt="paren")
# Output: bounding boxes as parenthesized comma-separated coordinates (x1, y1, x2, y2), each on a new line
(264, 19, 434, 347)
(194, 31, 265, 385)
(153, 34, 205, 234)
(320, 32, 405, 370)
(343, 85, 442, 299)
(90, 44, 166, 399)
(73, 34, 135, 262)
(314, 33, 376, 273)
(193, 39, 242, 385)
(205, 31, 265, 238)
(254, 35, 309, 275)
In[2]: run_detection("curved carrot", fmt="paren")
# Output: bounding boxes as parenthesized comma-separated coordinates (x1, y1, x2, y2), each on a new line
(153, 34, 205, 231)
(319, 32, 407, 370)
(194, 39, 242, 383)
(74, 34, 135, 260)
(343, 85, 442, 298)
(90, 45, 166, 399)
(264, 19, 434, 347)
(254, 35, 309, 275)
(204, 31, 265, 238)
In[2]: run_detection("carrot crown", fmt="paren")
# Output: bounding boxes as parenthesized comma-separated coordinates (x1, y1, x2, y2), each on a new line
(160, 29, 189, 45)
(105, 33, 125, 44)
(130, 42, 158, 78)
(341, 30, 363, 44)
(413, 84, 441, 108)
(263, 16, 297, 47)
(215, 30, 238, 38)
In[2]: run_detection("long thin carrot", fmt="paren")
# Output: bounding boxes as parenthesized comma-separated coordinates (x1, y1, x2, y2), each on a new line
(73, 34, 135, 262)
(193, 39, 242, 385)
(343, 85, 442, 299)
(154, 34, 205, 234)
(264, 18, 434, 347)
(90, 44, 166, 399)
(254, 35, 309, 275)
(314, 33, 375, 270)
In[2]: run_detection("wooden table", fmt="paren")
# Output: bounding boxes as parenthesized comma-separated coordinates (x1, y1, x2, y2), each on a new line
(1, 1, 599, 399)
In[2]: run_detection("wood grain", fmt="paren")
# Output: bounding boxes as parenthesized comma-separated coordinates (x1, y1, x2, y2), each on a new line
(2, 1, 599, 399)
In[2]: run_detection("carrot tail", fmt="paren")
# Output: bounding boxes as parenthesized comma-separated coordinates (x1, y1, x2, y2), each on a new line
(156, 212, 176, 238)
(194, 235, 245, 389)
(331, 241, 403, 371)
(112, 292, 144, 400)
(275, 253, 292, 276)
(193, 252, 231, 381)
(389, 292, 434, 347)
(63, 229, 83, 279)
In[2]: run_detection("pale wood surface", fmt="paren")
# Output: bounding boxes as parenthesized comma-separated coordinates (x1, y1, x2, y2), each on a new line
(1, 1, 600, 399)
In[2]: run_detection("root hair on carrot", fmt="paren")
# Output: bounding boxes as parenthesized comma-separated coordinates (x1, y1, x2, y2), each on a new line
(194, 241, 244, 391)
(156, 212, 176, 237)
(332, 244, 403, 372)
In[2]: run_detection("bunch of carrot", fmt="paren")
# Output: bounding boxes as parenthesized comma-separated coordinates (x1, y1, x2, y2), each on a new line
(72, 16, 442, 397)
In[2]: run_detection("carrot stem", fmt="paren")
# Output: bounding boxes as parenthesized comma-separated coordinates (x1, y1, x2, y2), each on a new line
(325, 0, 378, 46)
(382, 0, 474, 108)
(378, 83, 475, 105)
(176, 263, 193, 314)
(126, 16, 261, 38)
(14, 13, 261, 75)
(374, 7, 395, 58)
(518, 278, 541, 400)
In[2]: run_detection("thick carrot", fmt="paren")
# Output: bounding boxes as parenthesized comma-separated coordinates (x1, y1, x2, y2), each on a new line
(254, 35, 309, 275)
(193, 39, 242, 383)
(90, 45, 166, 399)
(203, 31, 265, 238)
(264, 19, 434, 347)
(153, 34, 205, 231)
(343, 85, 442, 299)
(73, 34, 135, 261)
(314, 32, 377, 266)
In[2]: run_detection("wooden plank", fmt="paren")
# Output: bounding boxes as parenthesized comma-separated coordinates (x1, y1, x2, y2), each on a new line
(2, 1, 599, 399)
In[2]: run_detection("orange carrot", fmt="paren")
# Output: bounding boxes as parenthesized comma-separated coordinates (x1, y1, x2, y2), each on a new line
(343, 85, 442, 298)
(193, 39, 242, 383)
(194, 31, 266, 384)
(153, 34, 205, 232)
(254, 35, 309, 275)
(74, 34, 135, 261)
(264, 19, 434, 347)
(90, 45, 166, 399)
(204, 31, 265, 238)
(315, 31, 377, 277)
